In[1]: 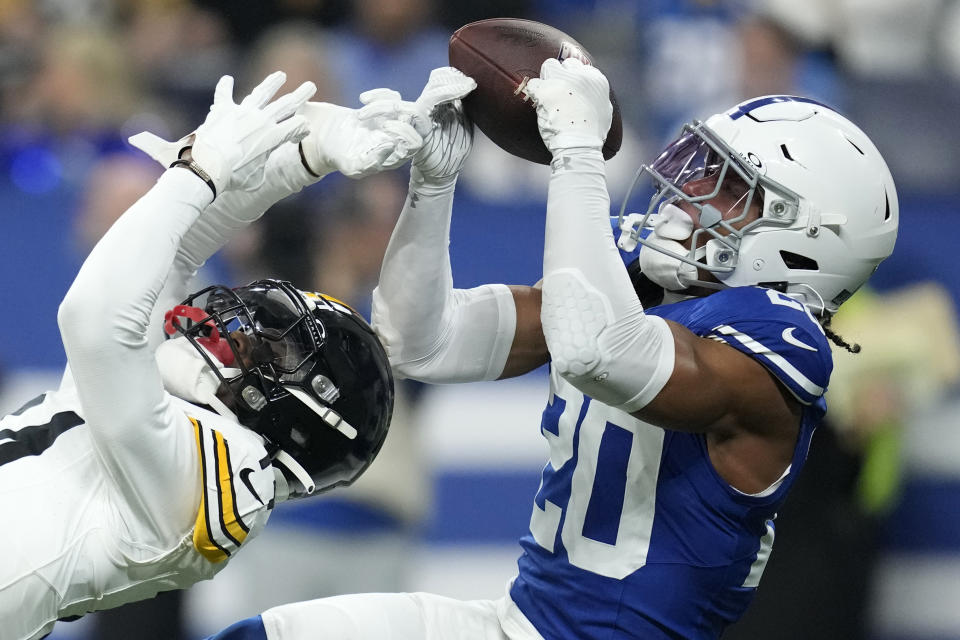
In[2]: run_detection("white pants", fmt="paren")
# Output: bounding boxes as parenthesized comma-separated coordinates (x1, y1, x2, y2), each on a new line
(261, 590, 543, 640)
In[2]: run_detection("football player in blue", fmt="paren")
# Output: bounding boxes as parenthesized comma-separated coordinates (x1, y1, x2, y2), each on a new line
(0, 70, 440, 640)
(206, 59, 898, 640)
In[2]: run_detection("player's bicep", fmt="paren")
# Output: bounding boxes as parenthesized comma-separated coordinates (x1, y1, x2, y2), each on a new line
(633, 320, 790, 435)
(498, 285, 549, 379)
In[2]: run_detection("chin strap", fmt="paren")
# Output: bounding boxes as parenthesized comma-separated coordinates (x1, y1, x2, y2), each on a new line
(272, 449, 316, 496)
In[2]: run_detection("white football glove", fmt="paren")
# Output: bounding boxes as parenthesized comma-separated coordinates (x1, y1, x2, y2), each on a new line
(523, 57, 612, 155)
(298, 94, 423, 179)
(358, 67, 476, 186)
(130, 71, 316, 196)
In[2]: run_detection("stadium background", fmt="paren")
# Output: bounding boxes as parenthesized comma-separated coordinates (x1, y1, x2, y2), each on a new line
(1, 0, 959, 638)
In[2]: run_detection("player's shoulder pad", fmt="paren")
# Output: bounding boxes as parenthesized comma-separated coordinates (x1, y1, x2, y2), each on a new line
(653, 286, 833, 405)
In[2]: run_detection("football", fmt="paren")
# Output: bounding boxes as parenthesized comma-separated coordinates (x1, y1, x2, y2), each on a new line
(449, 17, 623, 165)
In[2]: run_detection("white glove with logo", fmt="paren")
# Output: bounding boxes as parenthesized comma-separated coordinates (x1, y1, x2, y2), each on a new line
(637, 203, 699, 290)
(358, 67, 476, 189)
(129, 71, 315, 197)
(523, 57, 612, 155)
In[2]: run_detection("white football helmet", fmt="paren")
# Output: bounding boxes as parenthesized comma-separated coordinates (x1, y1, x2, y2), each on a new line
(619, 95, 899, 315)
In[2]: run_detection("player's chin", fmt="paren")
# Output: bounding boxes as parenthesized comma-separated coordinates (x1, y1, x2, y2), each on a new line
(215, 384, 238, 411)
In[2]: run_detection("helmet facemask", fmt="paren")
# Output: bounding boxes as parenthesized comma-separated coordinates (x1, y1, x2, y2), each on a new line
(619, 121, 800, 293)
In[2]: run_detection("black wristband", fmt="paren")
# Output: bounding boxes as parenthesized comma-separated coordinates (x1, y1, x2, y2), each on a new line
(169, 159, 217, 198)
(298, 141, 322, 178)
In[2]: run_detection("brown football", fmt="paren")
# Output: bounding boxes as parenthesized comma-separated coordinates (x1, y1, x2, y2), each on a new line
(449, 17, 623, 165)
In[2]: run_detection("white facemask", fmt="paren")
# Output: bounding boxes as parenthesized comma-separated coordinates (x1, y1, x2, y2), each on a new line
(637, 203, 699, 291)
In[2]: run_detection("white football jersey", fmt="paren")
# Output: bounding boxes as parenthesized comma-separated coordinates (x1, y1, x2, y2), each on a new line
(0, 374, 275, 640)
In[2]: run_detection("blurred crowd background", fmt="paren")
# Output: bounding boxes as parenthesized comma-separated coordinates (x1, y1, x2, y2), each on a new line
(1, 0, 959, 639)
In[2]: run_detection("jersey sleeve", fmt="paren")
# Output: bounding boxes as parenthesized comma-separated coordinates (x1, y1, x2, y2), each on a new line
(696, 288, 833, 405)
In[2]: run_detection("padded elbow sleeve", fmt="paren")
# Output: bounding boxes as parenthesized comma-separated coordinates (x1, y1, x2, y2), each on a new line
(541, 269, 675, 411)
(372, 283, 517, 383)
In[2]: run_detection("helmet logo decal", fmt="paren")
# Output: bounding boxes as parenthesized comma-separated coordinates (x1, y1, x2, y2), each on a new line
(726, 95, 832, 120)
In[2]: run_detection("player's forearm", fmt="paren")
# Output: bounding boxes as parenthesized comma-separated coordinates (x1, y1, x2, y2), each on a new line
(176, 143, 314, 273)
(371, 178, 516, 382)
(147, 144, 318, 350)
(541, 149, 674, 411)
(60, 169, 212, 355)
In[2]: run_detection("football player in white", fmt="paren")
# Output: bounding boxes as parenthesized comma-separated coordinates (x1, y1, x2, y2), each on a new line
(0, 70, 434, 640)
(205, 60, 898, 640)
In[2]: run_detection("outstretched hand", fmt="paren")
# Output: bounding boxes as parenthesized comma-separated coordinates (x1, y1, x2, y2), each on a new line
(357, 67, 477, 185)
(130, 71, 315, 196)
(523, 57, 612, 155)
(297, 98, 423, 179)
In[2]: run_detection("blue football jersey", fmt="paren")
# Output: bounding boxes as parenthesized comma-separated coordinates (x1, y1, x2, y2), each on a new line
(510, 286, 832, 640)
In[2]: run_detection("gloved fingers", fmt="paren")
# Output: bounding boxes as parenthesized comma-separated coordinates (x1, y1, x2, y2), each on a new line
(415, 67, 477, 110)
(521, 76, 547, 103)
(357, 98, 424, 123)
(380, 119, 424, 150)
(359, 127, 421, 171)
(357, 100, 432, 138)
(538, 57, 563, 80)
(358, 88, 403, 105)
(212, 75, 236, 109)
(560, 56, 587, 72)
(262, 81, 317, 122)
(269, 114, 312, 148)
(356, 100, 401, 121)
(240, 71, 286, 109)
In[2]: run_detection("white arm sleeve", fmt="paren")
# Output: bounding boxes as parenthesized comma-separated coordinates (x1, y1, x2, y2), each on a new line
(149, 143, 316, 349)
(58, 169, 214, 537)
(370, 178, 517, 383)
(541, 149, 675, 411)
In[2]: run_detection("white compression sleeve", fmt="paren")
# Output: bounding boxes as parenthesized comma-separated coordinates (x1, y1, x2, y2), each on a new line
(149, 143, 316, 349)
(371, 177, 517, 383)
(541, 149, 675, 411)
(58, 169, 214, 536)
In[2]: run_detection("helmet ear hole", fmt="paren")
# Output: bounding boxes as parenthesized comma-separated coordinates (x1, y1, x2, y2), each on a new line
(779, 250, 818, 271)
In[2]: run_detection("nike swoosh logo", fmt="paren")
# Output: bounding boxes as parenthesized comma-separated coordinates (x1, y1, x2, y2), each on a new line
(782, 327, 817, 352)
(239, 467, 264, 505)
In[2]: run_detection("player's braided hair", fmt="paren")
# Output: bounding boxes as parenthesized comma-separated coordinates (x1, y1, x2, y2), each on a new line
(820, 315, 861, 354)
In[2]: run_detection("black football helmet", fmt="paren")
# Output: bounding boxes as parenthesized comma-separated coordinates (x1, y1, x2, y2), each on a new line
(164, 279, 393, 499)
